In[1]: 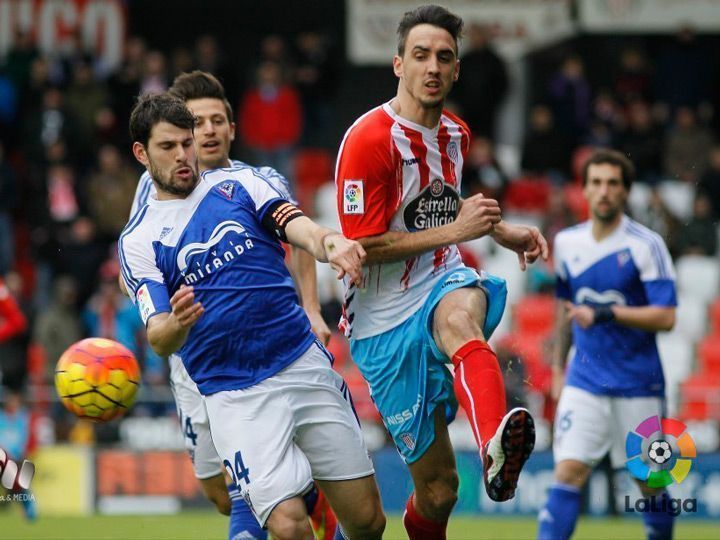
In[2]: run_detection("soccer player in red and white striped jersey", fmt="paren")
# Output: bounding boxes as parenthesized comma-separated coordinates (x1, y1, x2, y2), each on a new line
(335, 5, 549, 538)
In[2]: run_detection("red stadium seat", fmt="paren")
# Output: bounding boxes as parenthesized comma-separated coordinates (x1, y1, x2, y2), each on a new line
(293, 148, 335, 214)
(698, 336, 720, 376)
(679, 374, 720, 420)
(513, 294, 555, 335)
(503, 177, 551, 213)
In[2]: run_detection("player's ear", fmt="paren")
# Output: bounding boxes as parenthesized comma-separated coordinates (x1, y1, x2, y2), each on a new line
(132, 142, 150, 168)
(228, 122, 236, 143)
(453, 59, 460, 82)
(393, 55, 403, 78)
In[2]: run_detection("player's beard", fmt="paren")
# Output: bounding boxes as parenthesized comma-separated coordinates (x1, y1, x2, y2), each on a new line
(593, 203, 621, 223)
(148, 157, 199, 197)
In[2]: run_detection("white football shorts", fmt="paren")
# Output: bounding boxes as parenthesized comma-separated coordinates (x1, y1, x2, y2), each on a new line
(204, 341, 375, 527)
(169, 354, 223, 479)
(553, 385, 665, 468)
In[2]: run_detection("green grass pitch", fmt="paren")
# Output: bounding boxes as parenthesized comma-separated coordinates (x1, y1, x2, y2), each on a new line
(1, 511, 719, 539)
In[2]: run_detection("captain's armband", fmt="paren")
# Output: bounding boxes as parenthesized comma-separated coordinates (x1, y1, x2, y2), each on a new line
(262, 200, 305, 241)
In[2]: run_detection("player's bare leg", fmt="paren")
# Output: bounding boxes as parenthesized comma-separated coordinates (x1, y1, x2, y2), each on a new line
(316, 475, 385, 539)
(199, 473, 231, 515)
(404, 408, 459, 535)
(266, 497, 314, 540)
(433, 287, 535, 502)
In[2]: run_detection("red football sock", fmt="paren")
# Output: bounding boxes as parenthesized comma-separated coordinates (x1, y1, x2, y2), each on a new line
(403, 493, 447, 540)
(451, 339, 506, 451)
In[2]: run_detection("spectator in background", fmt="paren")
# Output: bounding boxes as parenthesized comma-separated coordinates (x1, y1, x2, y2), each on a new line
(54, 217, 107, 308)
(139, 50, 168, 95)
(170, 47, 195, 78)
(583, 90, 622, 148)
(84, 145, 138, 244)
(0, 276, 28, 391)
(108, 36, 146, 137)
(451, 23, 508, 138)
(676, 193, 718, 257)
(3, 29, 39, 91)
(21, 87, 80, 166)
(239, 61, 302, 182)
(0, 66, 18, 148)
(462, 136, 507, 200)
(633, 188, 681, 258)
(664, 105, 714, 183)
(614, 47, 652, 105)
(295, 31, 338, 147)
(0, 142, 18, 276)
(32, 276, 82, 384)
(655, 27, 711, 111)
(64, 60, 109, 156)
(521, 104, 569, 181)
(17, 57, 51, 123)
(195, 35, 239, 105)
(697, 144, 720, 220)
(620, 100, 663, 183)
(548, 54, 592, 144)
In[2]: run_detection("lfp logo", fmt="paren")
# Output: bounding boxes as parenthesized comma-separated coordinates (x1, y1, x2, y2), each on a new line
(625, 415, 696, 488)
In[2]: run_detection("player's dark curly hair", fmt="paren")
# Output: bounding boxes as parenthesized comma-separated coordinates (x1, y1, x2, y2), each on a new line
(581, 149, 636, 190)
(129, 93, 195, 147)
(169, 70, 234, 123)
(397, 4, 464, 56)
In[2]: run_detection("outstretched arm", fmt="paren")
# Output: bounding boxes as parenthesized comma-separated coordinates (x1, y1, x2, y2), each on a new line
(357, 193, 502, 264)
(284, 216, 366, 287)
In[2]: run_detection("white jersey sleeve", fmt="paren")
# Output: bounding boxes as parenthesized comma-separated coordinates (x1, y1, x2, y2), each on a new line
(118, 207, 171, 325)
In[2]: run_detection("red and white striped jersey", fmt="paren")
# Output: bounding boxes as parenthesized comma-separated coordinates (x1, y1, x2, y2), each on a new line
(336, 102, 471, 339)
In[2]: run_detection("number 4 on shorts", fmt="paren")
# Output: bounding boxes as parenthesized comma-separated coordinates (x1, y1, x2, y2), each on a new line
(224, 450, 251, 486)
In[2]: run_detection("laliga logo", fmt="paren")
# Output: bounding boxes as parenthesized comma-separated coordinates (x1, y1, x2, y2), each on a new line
(625, 415, 696, 488)
(177, 221, 247, 272)
(0, 447, 35, 490)
(345, 183, 361, 203)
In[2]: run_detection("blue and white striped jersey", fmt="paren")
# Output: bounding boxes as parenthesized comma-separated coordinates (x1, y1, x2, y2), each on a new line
(554, 215, 677, 397)
(119, 167, 313, 395)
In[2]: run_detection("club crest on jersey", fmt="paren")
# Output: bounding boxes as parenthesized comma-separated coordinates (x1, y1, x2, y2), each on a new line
(217, 181, 235, 199)
(344, 180, 364, 214)
(447, 141, 459, 163)
(617, 250, 631, 267)
(400, 432, 416, 451)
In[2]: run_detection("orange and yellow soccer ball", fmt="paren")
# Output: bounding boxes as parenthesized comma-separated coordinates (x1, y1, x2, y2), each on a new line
(55, 338, 141, 422)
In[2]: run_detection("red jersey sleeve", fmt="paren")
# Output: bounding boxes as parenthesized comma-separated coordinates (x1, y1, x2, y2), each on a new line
(336, 110, 398, 240)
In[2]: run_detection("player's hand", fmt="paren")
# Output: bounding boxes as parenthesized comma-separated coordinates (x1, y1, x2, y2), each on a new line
(305, 308, 331, 345)
(170, 285, 204, 329)
(323, 233, 366, 287)
(452, 193, 502, 242)
(564, 301, 594, 329)
(491, 222, 549, 271)
(551, 364, 565, 402)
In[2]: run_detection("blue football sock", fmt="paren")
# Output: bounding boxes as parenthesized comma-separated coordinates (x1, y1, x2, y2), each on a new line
(228, 484, 267, 540)
(642, 491, 675, 540)
(537, 483, 581, 540)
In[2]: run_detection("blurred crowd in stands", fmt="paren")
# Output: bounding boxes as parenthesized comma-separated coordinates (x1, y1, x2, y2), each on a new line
(1, 25, 719, 448)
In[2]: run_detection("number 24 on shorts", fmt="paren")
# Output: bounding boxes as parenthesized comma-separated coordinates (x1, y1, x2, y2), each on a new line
(224, 450, 251, 486)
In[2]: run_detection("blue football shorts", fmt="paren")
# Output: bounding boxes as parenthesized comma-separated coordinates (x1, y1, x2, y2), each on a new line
(349, 267, 507, 463)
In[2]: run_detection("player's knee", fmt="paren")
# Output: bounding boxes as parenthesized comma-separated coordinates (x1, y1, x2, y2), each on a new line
(417, 472, 459, 520)
(268, 516, 313, 540)
(555, 460, 591, 488)
(440, 309, 481, 342)
(345, 503, 386, 539)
